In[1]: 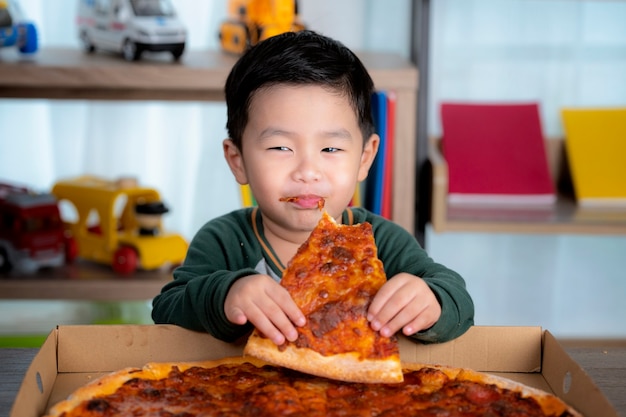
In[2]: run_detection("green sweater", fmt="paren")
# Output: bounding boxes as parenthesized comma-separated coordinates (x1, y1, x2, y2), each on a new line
(152, 207, 474, 343)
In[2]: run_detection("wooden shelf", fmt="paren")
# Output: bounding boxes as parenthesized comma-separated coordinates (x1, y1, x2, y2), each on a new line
(0, 48, 234, 101)
(429, 138, 626, 234)
(0, 48, 417, 100)
(0, 262, 171, 301)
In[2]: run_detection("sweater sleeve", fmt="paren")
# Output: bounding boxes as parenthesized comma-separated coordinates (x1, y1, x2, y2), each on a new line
(151, 212, 258, 342)
(371, 215, 474, 343)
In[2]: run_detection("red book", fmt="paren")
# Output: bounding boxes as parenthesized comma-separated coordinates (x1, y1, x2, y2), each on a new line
(441, 103, 556, 206)
(381, 91, 396, 219)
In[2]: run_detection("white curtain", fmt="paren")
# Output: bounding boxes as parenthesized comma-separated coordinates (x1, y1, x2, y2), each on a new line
(0, 0, 411, 241)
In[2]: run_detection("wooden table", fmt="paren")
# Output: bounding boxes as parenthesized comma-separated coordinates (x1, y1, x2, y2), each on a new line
(1, 345, 625, 416)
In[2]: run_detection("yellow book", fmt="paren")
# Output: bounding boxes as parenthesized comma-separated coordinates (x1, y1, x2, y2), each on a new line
(240, 184, 256, 207)
(561, 108, 626, 207)
(350, 182, 363, 207)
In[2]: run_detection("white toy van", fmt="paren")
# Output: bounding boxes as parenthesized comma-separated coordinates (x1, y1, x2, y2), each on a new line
(76, 0, 186, 61)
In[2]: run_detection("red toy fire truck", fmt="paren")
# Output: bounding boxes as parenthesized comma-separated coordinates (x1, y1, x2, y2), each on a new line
(0, 183, 76, 274)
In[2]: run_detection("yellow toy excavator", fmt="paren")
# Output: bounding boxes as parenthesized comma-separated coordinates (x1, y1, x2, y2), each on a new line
(219, 0, 305, 54)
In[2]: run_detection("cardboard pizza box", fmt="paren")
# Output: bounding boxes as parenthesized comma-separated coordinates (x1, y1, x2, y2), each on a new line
(10, 324, 618, 417)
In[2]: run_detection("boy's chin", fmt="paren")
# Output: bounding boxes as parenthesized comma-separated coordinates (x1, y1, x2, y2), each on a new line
(285, 209, 325, 231)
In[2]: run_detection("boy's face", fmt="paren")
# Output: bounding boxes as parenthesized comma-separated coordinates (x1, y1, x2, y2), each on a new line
(224, 84, 378, 234)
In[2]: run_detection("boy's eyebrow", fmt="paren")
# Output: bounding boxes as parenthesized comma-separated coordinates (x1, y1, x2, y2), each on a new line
(258, 127, 292, 140)
(321, 128, 353, 140)
(258, 128, 354, 140)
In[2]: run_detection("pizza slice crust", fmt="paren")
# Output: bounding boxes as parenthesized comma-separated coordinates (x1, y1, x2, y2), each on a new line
(244, 331, 403, 384)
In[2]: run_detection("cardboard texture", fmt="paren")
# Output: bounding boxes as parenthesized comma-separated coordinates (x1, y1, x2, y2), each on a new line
(11, 324, 618, 417)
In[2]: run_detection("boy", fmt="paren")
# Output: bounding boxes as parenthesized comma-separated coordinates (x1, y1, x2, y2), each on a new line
(152, 30, 474, 346)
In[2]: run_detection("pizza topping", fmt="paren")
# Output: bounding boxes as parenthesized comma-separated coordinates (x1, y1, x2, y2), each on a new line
(278, 213, 396, 357)
(278, 196, 325, 210)
(85, 399, 110, 412)
(48, 361, 579, 417)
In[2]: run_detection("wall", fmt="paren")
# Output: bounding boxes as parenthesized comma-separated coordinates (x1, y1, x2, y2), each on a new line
(426, 0, 626, 339)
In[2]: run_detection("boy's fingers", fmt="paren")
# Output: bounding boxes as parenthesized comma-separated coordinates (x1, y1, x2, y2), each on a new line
(268, 286, 306, 327)
(380, 308, 413, 337)
(369, 282, 414, 329)
(253, 314, 286, 346)
(225, 275, 305, 345)
(266, 288, 305, 341)
(367, 279, 400, 318)
(226, 307, 248, 326)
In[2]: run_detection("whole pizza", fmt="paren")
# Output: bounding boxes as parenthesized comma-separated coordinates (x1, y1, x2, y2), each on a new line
(44, 210, 582, 416)
(45, 356, 581, 417)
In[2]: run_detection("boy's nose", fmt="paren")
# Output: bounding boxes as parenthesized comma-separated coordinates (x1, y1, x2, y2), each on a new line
(293, 156, 322, 183)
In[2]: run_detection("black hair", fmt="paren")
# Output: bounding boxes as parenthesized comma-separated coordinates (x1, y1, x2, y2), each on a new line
(224, 30, 376, 150)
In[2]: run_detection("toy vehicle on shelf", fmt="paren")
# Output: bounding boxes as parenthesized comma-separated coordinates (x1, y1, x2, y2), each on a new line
(52, 175, 188, 275)
(219, 0, 305, 54)
(0, 0, 38, 54)
(76, 0, 186, 61)
(0, 183, 76, 274)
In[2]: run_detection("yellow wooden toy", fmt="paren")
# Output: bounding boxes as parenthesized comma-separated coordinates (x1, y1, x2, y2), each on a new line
(219, 0, 305, 54)
(52, 175, 188, 275)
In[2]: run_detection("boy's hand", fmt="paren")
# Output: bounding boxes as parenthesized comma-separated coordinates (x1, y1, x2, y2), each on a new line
(367, 273, 441, 338)
(224, 274, 306, 346)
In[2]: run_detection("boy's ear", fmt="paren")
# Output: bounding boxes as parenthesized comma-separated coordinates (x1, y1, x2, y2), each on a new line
(223, 139, 249, 185)
(357, 133, 380, 182)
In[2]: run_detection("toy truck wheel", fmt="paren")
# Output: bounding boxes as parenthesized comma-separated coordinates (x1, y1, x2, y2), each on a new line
(64, 235, 78, 264)
(0, 248, 13, 273)
(171, 45, 184, 61)
(122, 39, 141, 61)
(112, 246, 138, 275)
(18, 22, 38, 54)
(80, 31, 95, 53)
(219, 21, 249, 54)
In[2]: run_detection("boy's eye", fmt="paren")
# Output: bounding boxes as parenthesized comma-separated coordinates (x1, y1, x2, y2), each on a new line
(269, 146, 291, 151)
(322, 147, 342, 153)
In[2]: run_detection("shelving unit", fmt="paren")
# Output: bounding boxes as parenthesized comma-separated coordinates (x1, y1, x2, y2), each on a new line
(0, 47, 418, 300)
(429, 138, 626, 234)
(0, 262, 171, 301)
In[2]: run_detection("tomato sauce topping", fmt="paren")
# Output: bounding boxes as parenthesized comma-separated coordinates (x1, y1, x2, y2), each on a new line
(57, 363, 571, 417)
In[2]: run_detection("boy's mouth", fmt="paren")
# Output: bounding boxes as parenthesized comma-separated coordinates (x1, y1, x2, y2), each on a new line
(279, 196, 325, 210)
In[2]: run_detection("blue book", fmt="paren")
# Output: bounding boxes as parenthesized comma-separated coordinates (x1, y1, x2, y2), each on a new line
(365, 91, 388, 215)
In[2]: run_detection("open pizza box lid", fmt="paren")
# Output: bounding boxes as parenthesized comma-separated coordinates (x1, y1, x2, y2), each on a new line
(11, 324, 618, 417)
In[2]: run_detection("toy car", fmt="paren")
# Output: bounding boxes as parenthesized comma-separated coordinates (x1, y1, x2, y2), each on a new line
(0, 183, 76, 274)
(76, 0, 186, 61)
(0, 0, 38, 54)
(52, 175, 188, 275)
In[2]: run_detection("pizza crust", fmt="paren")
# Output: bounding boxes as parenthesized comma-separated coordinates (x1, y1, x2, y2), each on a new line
(244, 332, 403, 383)
(45, 366, 142, 417)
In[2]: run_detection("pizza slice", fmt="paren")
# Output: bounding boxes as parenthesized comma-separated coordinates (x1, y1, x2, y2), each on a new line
(244, 211, 403, 383)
